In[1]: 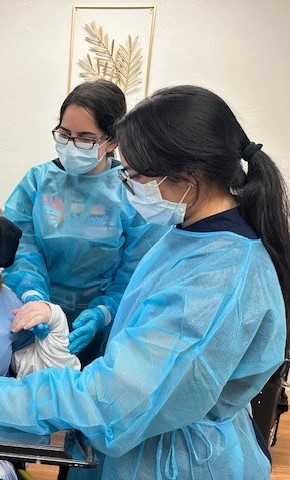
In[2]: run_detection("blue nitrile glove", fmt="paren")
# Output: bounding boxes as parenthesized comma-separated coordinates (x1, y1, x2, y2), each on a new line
(24, 294, 50, 340)
(68, 307, 106, 355)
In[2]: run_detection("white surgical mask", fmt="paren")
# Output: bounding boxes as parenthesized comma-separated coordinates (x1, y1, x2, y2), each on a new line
(55, 140, 107, 175)
(127, 177, 192, 226)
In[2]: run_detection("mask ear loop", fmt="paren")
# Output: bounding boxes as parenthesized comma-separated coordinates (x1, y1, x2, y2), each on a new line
(156, 176, 168, 186)
(156, 177, 193, 203)
(98, 151, 107, 162)
(98, 139, 110, 163)
(179, 184, 193, 204)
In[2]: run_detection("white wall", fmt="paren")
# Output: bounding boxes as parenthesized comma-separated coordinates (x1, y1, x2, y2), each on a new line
(0, 0, 289, 207)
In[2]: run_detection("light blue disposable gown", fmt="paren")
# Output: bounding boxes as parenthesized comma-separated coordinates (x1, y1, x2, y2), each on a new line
(3, 159, 166, 362)
(0, 228, 286, 479)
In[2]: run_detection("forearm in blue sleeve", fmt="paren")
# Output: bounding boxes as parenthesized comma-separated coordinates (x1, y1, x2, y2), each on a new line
(89, 221, 168, 319)
(3, 173, 50, 301)
(0, 326, 221, 458)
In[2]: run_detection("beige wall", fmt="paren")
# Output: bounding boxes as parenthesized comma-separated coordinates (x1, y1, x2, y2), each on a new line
(0, 0, 289, 207)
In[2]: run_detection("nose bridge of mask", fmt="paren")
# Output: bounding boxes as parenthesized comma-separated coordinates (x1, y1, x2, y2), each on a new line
(67, 140, 99, 158)
(65, 134, 109, 153)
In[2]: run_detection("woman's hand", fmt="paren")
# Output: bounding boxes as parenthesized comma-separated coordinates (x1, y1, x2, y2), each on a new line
(11, 301, 52, 333)
(68, 307, 105, 354)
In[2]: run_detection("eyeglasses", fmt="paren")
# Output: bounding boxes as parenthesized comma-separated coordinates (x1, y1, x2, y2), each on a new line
(52, 129, 106, 150)
(118, 168, 140, 195)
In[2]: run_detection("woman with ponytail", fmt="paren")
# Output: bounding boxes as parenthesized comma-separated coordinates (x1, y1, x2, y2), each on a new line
(0, 85, 288, 480)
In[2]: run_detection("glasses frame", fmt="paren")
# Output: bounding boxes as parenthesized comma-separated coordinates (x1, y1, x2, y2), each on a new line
(52, 129, 107, 150)
(118, 168, 141, 195)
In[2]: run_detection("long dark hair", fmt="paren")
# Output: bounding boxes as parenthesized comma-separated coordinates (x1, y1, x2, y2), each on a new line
(59, 79, 126, 139)
(116, 85, 290, 331)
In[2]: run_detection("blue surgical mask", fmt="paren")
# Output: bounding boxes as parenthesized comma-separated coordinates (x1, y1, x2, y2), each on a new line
(126, 177, 192, 226)
(55, 141, 107, 175)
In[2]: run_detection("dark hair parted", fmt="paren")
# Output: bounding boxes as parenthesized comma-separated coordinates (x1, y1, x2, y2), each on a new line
(59, 79, 126, 139)
(116, 85, 290, 326)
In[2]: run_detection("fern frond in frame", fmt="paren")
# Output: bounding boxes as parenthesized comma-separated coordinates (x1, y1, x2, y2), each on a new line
(115, 35, 143, 92)
(79, 56, 114, 82)
(79, 21, 118, 83)
(78, 21, 143, 94)
(84, 22, 114, 58)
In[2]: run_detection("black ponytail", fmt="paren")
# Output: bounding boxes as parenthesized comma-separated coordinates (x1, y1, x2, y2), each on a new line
(239, 149, 290, 335)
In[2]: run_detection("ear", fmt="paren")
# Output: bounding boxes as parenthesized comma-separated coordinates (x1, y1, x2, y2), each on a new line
(105, 139, 118, 154)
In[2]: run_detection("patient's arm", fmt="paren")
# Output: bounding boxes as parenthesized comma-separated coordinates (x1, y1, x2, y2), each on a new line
(11, 302, 81, 378)
(11, 301, 52, 332)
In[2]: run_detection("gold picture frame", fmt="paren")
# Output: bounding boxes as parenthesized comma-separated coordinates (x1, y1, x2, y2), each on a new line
(68, 4, 157, 108)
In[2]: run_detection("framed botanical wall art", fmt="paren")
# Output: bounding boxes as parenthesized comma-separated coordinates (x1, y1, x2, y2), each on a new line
(68, 5, 157, 109)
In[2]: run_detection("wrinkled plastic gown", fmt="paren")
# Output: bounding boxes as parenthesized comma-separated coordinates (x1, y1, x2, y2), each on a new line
(3, 160, 168, 321)
(0, 228, 286, 479)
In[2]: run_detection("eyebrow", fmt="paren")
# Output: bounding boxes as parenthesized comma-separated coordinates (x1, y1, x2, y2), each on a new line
(59, 126, 100, 137)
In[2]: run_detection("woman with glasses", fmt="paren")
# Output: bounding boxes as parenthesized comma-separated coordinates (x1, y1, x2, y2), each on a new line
(3, 79, 166, 367)
(0, 84, 288, 479)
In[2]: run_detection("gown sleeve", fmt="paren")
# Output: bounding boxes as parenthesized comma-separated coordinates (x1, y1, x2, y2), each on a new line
(89, 213, 168, 319)
(3, 167, 50, 301)
(0, 255, 285, 457)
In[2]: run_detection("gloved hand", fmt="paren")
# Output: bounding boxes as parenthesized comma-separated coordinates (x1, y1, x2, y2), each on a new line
(24, 295, 49, 340)
(68, 307, 106, 355)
